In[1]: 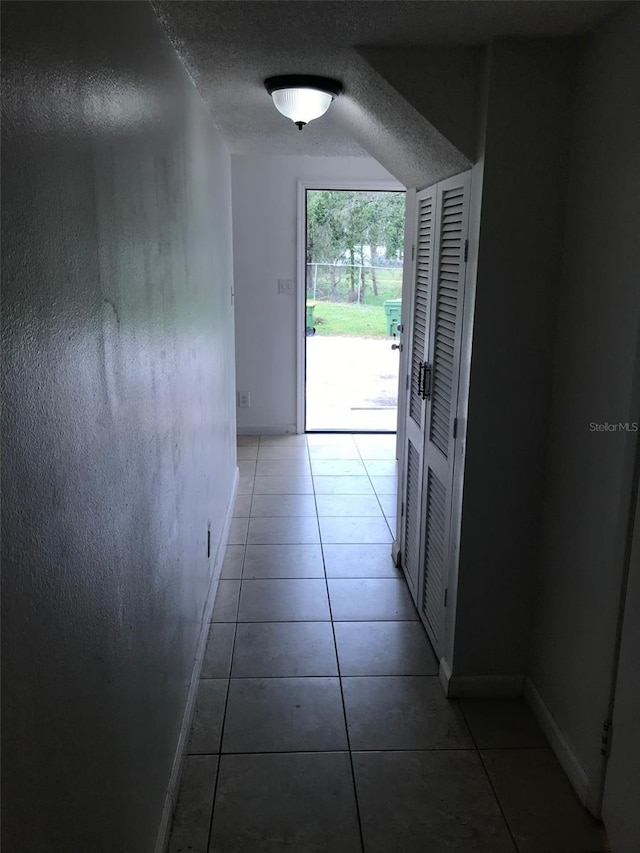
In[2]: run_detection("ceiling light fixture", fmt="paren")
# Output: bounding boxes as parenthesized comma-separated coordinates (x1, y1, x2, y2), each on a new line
(264, 75, 343, 131)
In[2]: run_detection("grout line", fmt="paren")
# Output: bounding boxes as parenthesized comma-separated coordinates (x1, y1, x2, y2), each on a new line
(330, 609, 368, 853)
(247, 477, 255, 521)
(237, 575, 401, 580)
(224, 673, 441, 680)
(201, 754, 220, 853)
(189, 745, 484, 757)
(299, 434, 367, 852)
(214, 617, 418, 623)
(306, 438, 325, 547)
(459, 703, 522, 853)
(315, 440, 367, 853)
(204, 635, 235, 852)
(224, 620, 420, 625)
(206, 504, 247, 849)
(206, 459, 257, 848)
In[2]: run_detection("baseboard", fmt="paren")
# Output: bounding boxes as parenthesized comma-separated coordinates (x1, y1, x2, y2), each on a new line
(154, 466, 239, 853)
(440, 661, 525, 698)
(439, 657, 453, 695)
(524, 676, 590, 808)
(236, 425, 297, 435)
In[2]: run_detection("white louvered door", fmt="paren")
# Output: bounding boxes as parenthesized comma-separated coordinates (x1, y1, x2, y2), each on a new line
(401, 187, 436, 596)
(418, 172, 471, 656)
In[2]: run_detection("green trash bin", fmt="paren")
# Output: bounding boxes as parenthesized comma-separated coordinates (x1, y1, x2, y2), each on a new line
(383, 299, 402, 337)
(306, 301, 316, 334)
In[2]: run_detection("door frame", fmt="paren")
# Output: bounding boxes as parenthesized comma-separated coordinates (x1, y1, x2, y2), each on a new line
(295, 178, 405, 434)
(392, 188, 418, 564)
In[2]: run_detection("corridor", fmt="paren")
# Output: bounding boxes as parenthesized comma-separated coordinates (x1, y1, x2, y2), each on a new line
(168, 433, 608, 853)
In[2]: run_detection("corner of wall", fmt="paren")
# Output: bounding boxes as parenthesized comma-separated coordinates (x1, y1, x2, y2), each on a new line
(441, 658, 524, 698)
(524, 677, 590, 809)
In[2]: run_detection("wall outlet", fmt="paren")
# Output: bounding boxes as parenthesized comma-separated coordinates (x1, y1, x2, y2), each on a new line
(278, 279, 294, 295)
(237, 391, 250, 408)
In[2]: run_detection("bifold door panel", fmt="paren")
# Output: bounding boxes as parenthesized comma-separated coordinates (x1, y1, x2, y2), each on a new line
(402, 187, 435, 597)
(400, 172, 471, 657)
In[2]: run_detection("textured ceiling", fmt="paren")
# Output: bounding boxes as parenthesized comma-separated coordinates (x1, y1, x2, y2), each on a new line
(154, 0, 623, 175)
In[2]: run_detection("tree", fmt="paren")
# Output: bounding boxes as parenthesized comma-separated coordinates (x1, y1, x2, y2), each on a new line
(306, 190, 350, 297)
(306, 190, 405, 302)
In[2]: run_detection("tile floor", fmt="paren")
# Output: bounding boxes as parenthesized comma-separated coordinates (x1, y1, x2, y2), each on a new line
(168, 433, 609, 853)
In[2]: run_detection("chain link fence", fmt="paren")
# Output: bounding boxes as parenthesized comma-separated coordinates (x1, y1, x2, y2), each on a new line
(306, 262, 403, 305)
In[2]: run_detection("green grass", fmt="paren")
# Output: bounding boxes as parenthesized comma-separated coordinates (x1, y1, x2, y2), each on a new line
(310, 301, 390, 338)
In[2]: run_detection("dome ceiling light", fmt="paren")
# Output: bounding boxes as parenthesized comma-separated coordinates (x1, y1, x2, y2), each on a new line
(264, 75, 343, 131)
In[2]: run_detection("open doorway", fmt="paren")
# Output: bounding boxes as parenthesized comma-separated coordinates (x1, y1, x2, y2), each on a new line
(302, 186, 406, 432)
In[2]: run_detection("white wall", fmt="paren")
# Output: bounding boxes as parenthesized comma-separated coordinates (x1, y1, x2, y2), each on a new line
(232, 154, 397, 433)
(528, 4, 640, 816)
(1, 4, 236, 851)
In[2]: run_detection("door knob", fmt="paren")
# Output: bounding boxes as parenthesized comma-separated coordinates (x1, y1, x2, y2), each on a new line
(391, 343, 401, 350)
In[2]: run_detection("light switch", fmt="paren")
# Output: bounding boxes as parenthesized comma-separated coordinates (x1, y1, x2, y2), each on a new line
(278, 279, 294, 295)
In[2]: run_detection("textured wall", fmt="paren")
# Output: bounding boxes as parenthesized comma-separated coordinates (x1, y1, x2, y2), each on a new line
(332, 50, 472, 188)
(528, 4, 640, 808)
(154, 1, 620, 163)
(232, 154, 397, 433)
(357, 45, 482, 162)
(1, 3, 236, 851)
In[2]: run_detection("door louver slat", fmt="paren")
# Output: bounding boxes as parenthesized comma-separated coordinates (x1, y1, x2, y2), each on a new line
(409, 195, 434, 425)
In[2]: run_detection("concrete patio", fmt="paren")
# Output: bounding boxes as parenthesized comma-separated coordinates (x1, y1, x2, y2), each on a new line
(306, 335, 401, 431)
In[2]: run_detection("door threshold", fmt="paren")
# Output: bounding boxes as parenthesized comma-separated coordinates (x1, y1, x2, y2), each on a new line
(305, 429, 397, 435)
